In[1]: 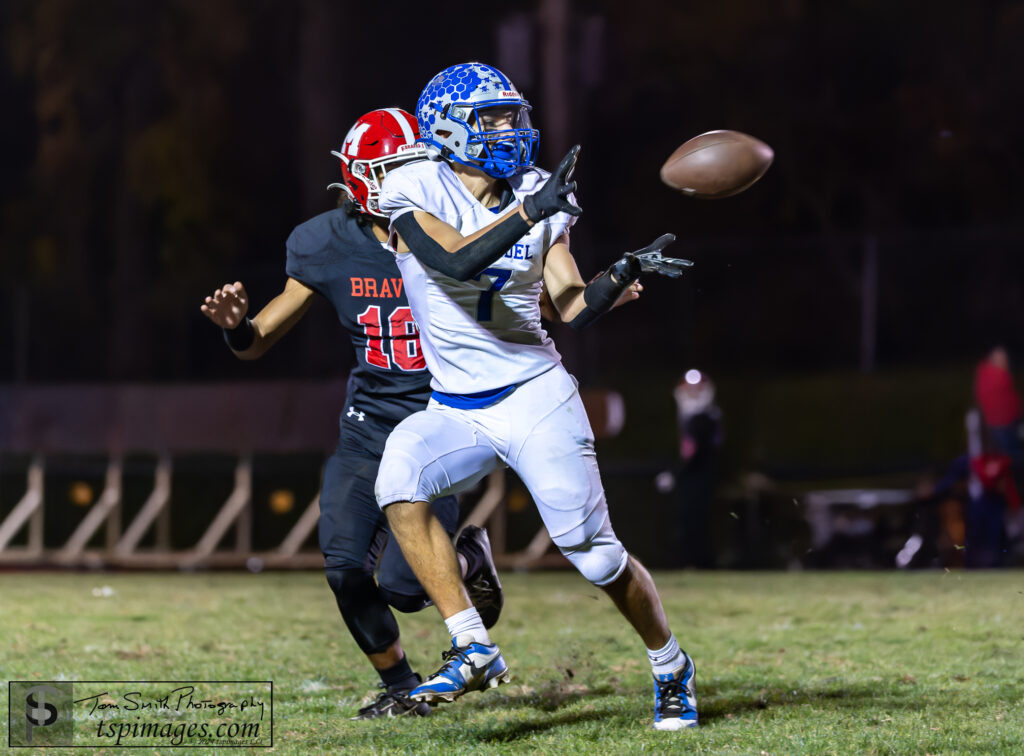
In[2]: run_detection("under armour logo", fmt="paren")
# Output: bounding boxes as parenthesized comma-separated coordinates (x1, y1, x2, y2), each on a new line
(346, 406, 365, 422)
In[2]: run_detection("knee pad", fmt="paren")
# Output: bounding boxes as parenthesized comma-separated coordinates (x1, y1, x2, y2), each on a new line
(324, 568, 399, 655)
(555, 529, 628, 587)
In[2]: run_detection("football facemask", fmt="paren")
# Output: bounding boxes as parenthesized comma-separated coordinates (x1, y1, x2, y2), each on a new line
(461, 104, 537, 178)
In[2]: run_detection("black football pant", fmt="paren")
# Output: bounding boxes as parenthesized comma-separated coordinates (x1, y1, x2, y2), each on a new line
(319, 414, 458, 655)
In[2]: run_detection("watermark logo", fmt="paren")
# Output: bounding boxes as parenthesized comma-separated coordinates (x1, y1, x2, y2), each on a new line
(9, 682, 74, 747)
(26, 684, 60, 738)
(9, 681, 272, 749)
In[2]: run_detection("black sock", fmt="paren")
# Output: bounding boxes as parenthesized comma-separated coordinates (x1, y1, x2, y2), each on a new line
(457, 534, 486, 581)
(378, 656, 418, 693)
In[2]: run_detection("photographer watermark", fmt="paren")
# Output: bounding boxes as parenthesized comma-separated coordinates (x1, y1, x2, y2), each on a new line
(10, 682, 74, 747)
(8, 681, 272, 748)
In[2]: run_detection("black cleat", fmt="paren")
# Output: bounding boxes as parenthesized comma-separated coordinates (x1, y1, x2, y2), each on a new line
(457, 525, 504, 629)
(350, 682, 431, 720)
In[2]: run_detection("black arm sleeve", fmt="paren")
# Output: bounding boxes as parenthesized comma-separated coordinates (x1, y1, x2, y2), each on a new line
(566, 255, 641, 330)
(393, 210, 531, 282)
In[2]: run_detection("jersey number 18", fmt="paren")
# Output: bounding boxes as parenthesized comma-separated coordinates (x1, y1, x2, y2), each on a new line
(356, 305, 425, 371)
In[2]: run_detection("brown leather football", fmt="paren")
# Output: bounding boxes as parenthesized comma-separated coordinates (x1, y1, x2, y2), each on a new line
(660, 130, 773, 198)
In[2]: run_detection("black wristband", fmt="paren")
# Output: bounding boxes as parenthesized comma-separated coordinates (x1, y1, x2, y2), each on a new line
(566, 258, 637, 331)
(223, 317, 256, 351)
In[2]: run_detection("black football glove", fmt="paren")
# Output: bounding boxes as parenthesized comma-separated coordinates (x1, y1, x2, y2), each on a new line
(609, 233, 693, 282)
(634, 233, 694, 278)
(523, 145, 582, 222)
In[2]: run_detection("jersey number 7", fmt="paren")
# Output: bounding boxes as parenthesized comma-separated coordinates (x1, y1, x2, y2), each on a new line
(472, 267, 513, 321)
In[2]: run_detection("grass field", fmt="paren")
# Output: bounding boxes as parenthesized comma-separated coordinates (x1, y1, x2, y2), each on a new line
(2, 569, 1023, 755)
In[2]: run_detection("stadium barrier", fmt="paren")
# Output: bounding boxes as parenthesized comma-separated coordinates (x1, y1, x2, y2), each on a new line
(0, 383, 624, 570)
(0, 382, 341, 568)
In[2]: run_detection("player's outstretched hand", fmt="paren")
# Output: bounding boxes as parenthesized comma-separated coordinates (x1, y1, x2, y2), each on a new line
(201, 282, 249, 328)
(632, 233, 694, 278)
(609, 233, 693, 283)
(523, 145, 582, 222)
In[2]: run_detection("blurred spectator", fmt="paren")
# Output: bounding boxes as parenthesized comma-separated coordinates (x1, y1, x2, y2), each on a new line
(932, 410, 1018, 567)
(974, 346, 1024, 465)
(927, 456, 1016, 568)
(662, 369, 723, 568)
(901, 403, 1022, 569)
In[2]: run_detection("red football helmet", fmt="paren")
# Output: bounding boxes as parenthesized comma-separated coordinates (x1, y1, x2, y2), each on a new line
(329, 108, 426, 217)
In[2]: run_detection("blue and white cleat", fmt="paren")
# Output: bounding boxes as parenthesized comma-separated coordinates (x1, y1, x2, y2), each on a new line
(652, 652, 698, 730)
(409, 635, 511, 704)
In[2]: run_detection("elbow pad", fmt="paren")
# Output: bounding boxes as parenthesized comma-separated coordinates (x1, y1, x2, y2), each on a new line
(393, 211, 531, 281)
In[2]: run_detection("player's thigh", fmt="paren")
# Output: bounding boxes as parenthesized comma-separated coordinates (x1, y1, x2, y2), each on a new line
(513, 396, 628, 584)
(509, 371, 607, 546)
(319, 438, 388, 571)
(375, 407, 499, 507)
(376, 494, 459, 607)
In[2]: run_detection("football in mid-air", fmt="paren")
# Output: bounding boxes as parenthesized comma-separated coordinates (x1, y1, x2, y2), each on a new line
(659, 130, 773, 198)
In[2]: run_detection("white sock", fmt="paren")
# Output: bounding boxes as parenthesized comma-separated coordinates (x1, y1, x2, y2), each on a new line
(648, 634, 684, 676)
(444, 607, 491, 646)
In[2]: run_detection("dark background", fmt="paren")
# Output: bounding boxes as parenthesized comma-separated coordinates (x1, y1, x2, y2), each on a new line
(2, 0, 1023, 485)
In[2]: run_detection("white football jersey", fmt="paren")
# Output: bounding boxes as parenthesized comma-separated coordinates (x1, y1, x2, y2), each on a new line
(379, 159, 576, 395)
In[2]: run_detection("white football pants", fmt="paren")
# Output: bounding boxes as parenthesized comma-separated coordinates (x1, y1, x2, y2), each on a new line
(375, 364, 628, 586)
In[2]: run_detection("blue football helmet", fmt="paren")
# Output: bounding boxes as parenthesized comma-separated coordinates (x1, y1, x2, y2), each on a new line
(416, 62, 539, 178)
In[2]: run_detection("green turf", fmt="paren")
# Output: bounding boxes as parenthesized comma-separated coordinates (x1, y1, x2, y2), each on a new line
(2, 570, 1023, 755)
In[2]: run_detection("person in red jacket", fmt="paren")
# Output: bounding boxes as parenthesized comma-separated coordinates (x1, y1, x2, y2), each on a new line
(974, 346, 1024, 466)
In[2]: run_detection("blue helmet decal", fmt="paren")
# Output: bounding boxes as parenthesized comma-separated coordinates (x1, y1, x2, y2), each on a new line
(416, 62, 539, 178)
